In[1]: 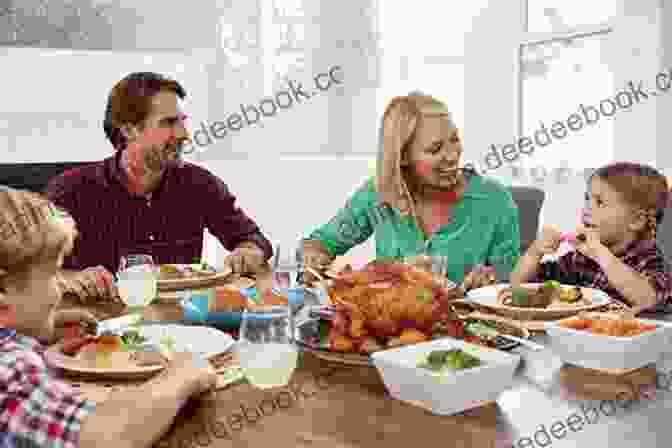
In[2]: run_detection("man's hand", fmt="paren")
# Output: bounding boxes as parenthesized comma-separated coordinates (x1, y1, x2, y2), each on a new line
(223, 243, 266, 275)
(60, 266, 117, 303)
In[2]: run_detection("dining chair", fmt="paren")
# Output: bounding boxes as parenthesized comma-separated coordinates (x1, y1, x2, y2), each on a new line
(658, 205, 672, 264)
(509, 186, 545, 254)
(0, 161, 96, 195)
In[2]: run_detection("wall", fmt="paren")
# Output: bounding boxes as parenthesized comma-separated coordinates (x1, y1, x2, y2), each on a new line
(2, 1, 667, 265)
(659, 0, 672, 177)
(466, 0, 667, 232)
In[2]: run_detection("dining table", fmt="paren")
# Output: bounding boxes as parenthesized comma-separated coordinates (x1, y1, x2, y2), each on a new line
(55, 267, 671, 448)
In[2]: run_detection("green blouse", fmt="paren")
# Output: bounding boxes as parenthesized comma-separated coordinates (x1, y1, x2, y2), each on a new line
(306, 173, 521, 284)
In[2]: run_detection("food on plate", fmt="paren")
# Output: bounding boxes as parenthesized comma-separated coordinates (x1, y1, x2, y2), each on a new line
(120, 328, 148, 349)
(559, 317, 658, 337)
(418, 349, 482, 372)
(210, 285, 248, 312)
(497, 281, 589, 309)
(432, 318, 526, 349)
(159, 263, 216, 280)
(210, 285, 290, 312)
(247, 289, 289, 309)
(77, 335, 123, 367)
(322, 259, 465, 354)
(60, 328, 174, 367)
(387, 328, 431, 348)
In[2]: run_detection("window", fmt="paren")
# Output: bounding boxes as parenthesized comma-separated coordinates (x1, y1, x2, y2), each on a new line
(514, 0, 617, 178)
(526, 1, 618, 33)
(261, 0, 307, 97)
(376, 1, 470, 142)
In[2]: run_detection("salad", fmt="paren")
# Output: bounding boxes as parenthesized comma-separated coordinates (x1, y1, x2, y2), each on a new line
(418, 349, 482, 372)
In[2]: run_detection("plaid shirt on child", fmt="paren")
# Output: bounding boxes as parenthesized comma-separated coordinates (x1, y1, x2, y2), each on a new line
(0, 328, 96, 448)
(532, 239, 672, 312)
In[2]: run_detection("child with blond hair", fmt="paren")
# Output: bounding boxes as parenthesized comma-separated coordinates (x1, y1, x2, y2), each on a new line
(512, 162, 671, 314)
(0, 187, 215, 448)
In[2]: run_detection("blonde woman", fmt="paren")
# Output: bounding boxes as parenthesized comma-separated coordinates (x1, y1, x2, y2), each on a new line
(303, 92, 521, 288)
(0, 187, 215, 448)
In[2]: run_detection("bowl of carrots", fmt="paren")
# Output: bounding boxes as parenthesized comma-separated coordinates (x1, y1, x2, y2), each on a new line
(545, 314, 672, 372)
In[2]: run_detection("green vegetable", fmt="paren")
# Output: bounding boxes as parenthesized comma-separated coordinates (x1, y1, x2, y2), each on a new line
(544, 280, 561, 290)
(120, 328, 148, 351)
(419, 349, 481, 372)
(465, 322, 498, 339)
(511, 287, 531, 306)
(318, 320, 331, 348)
(160, 336, 177, 352)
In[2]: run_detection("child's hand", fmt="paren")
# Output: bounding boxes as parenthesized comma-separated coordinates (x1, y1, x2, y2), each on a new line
(51, 309, 98, 343)
(573, 225, 610, 262)
(531, 225, 562, 257)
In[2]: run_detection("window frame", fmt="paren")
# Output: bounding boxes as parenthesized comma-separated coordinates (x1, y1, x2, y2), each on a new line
(508, 0, 619, 183)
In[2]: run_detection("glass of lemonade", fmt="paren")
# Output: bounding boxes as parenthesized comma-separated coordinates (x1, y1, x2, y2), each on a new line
(116, 254, 158, 315)
(237, 305, 298, 389)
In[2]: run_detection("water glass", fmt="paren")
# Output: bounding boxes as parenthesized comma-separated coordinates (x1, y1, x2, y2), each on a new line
(237, 305, 298, 389)
(271, 244, 302, 291)
(116, 254, 158, 314)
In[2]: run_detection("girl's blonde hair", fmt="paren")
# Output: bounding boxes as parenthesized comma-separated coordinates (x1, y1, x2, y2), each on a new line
(375, 91, 456, 216)
(0, 187, 77, 289)
(589, 162, 669, 240)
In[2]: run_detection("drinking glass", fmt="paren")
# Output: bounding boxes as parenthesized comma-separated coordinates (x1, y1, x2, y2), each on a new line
(116, 254, 158, 315)
(237, 305, 298, 389)
(271, 244, 302, 291)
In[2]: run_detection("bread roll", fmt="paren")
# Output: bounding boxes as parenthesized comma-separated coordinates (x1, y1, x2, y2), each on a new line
(210, 286, 247, 312)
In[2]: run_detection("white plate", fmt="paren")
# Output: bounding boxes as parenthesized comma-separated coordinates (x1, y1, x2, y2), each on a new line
(137, 324, 235, 359)
(467, 283, 611, 308)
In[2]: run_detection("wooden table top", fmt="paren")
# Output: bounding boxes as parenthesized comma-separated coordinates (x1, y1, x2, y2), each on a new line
(54, 267, 499, 448)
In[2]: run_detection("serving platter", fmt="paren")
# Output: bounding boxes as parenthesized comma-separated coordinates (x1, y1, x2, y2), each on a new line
(466, 283, 611, 320)
(157, 264, 234, 291)
(294, 319, 372, 366)
(294, 316, 531, 367)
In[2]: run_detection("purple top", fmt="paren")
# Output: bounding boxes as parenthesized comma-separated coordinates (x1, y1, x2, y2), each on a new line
(46, 152, 272, 273)
(532, 239, 672, 312)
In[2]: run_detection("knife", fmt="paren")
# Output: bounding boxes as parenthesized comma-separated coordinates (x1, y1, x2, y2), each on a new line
(96, 313, 144, 336)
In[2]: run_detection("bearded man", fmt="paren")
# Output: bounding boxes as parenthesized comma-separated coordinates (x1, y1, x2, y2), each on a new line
(47, 72, 272, 301)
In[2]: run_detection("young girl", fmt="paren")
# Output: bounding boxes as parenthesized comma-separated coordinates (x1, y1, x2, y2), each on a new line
(0, 187, 214, 448)
(511, 162, 671, 314)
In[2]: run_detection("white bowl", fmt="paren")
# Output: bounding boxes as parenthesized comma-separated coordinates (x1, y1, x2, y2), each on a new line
(370, 338, 520, 416)
(545, 317, 672, 372)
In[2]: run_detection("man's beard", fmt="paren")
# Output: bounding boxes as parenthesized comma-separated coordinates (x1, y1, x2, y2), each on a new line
(144, 142, 183, 172)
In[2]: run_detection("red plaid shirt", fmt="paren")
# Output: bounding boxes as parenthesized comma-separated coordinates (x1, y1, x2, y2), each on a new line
(46, 151, 273, 274)
(532, 239, 672, 312)
(0, 328, 96, 448)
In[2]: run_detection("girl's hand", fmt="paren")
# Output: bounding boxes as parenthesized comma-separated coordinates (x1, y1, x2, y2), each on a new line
(573, 225, 610, 264)
(530, 225, 562, 258)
